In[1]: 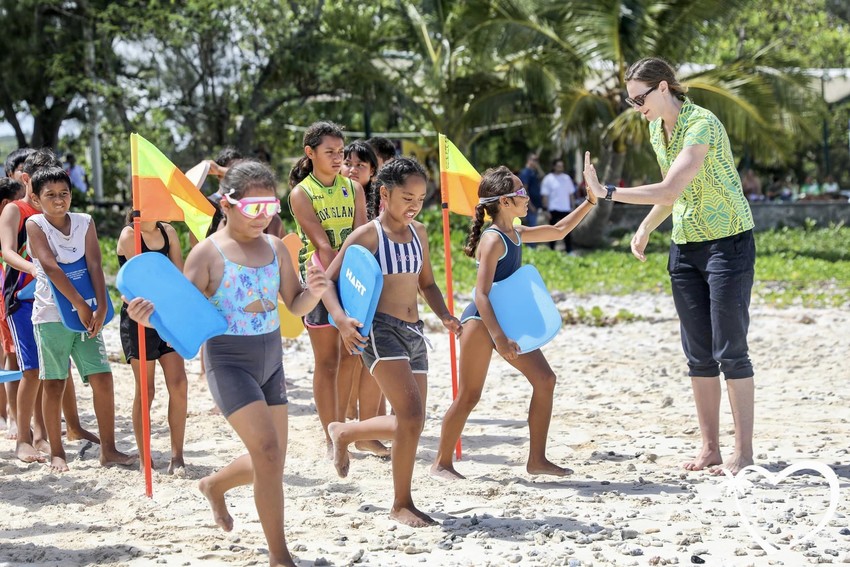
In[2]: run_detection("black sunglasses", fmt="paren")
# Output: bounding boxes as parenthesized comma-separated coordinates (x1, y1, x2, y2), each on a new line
(625, 85, 657, 108)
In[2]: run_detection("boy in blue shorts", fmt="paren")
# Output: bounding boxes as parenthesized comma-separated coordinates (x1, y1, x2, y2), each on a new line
(26, 166, 134, 472)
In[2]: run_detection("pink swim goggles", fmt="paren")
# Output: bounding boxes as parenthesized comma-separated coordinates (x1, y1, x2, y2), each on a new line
(224, 191, 281, 219)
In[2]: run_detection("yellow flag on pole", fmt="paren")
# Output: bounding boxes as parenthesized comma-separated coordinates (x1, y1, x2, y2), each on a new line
(438, 134, 480, 217)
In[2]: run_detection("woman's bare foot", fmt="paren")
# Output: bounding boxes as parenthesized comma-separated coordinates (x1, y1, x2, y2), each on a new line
(526, 458, 573, 477)
(429, 462, 466, 481)
(16, 442, 46, 463)
(710, 453, 754, 476)
(683, 447, 722, 471)
(48, 456, 70, 472)
(354, 440, 390, 458)
(167, 456, 185, 476)
(66, 426, 100, 444)
(100, 449, 137, 467)
(198, 477, 234, 532)
(390, 505, 437, 528)
(328, 422, 350, 478)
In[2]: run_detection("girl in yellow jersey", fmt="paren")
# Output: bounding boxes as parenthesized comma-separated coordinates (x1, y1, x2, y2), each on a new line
(288, 121, 367, 458)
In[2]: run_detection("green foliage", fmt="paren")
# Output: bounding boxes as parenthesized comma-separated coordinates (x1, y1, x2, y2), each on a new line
(420, 210, 850, 309)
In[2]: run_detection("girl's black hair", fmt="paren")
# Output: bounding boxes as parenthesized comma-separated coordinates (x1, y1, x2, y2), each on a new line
(288, 121, 345, 188)
(464, 166, 516, 258)
(220, 159, 277, 200)
(30, 166, 71, 196)
(345, 141, 379, 219)
(0, 178, 24, 202)
(214, 147, 244, 168)
(375, 157, 426, 197)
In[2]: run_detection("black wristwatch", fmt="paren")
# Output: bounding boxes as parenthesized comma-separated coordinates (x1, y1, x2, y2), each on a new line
(604, 184, 617, 201)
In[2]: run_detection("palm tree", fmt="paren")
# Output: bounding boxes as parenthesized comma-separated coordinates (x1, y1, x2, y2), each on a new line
(542, 0, 820, 246)
(372, 0, 575, 151)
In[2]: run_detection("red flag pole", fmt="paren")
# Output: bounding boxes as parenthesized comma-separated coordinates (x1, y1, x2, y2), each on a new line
(131, 135, 153, 497)
(439, 136, 462, 461)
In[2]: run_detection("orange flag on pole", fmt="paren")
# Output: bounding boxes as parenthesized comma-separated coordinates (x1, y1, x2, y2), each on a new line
(130, 133, 215, 241)
(438, 134, 481, 217)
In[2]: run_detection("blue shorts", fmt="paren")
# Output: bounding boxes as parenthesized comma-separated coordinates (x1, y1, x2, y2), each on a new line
(7, 301, 39, 371)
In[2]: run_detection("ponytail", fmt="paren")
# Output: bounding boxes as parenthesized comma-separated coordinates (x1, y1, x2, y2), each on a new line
(288, 156, 313, 189)
(464, 204, 487, 257)
(365, 182, 380, 220)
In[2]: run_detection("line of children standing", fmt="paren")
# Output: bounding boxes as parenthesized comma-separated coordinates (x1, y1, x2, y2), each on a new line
(0, 149, 103, 465)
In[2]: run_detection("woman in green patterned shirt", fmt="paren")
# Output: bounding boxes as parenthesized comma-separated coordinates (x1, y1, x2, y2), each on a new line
(584, 57, 756, 475)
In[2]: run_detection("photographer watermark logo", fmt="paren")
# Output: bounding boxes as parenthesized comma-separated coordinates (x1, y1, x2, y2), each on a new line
(721, 460, 841, 554)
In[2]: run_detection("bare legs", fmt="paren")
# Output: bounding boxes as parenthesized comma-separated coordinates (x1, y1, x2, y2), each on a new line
(198, 402, 294, 567)
(131, 352, 188, 473)
(306, 326, 355, 456)
(431, 319, 570, 480)
(15, 369, 46, 462)
(328, 360, 433, 527)
(431, 321, 492, 480)
(62, 374, 99, 444)
(42, 379, 69, 471)
(88, 372, 135, 467)
(683, 376, 755, 475)
(352, 364, 390, 457)
(683, 375, 754, 474)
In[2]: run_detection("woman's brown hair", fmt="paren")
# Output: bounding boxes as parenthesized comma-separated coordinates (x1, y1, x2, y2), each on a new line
(625, 57, 688, 100)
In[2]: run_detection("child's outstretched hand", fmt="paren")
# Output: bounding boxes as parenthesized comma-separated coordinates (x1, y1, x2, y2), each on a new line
(494, 335, 521, 361)
(441, 314, 462, 337)
(123, 296, 155, 328)
(305, 263, 330, 297)
(338, 316, 368, 355)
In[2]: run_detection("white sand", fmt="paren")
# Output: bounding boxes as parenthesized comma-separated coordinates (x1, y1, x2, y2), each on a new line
(1, 292, 849, 566)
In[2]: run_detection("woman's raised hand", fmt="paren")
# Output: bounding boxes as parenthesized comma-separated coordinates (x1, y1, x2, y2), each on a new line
(583, 152, 606, 199)
(123, 296, 155, 328)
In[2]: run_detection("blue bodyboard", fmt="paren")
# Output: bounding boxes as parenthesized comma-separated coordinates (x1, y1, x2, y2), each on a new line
(328, 245, 383, 342)
(16, 279, 35, 301)
(116, 252, 228, 359)
(0, 369, 22, 383)
(49, 257, 115, 333)
(476, 264, 562, 353)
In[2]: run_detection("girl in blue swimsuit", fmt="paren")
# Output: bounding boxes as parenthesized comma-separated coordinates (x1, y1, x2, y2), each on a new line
(126, 160, 329, 567)
(431, 165, 597, 481)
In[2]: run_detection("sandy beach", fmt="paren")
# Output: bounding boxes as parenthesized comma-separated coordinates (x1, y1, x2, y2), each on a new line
(1, 291, 848, 566)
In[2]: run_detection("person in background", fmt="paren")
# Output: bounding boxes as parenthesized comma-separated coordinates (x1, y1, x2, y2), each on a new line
(63, 153, 89, 208)
(518, 153, 543, 229)
(540, 158, 578, 254)
(366, 137, 397, 169)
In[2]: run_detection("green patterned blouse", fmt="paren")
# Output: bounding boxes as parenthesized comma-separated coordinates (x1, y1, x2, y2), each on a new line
(649, 99, 754, 244)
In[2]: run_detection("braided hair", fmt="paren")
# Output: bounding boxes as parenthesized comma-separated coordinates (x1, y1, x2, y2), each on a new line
(463, 166, 516, 258)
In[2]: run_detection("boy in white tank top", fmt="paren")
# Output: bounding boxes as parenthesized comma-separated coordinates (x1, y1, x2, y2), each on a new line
(26, 167, 134, 472)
